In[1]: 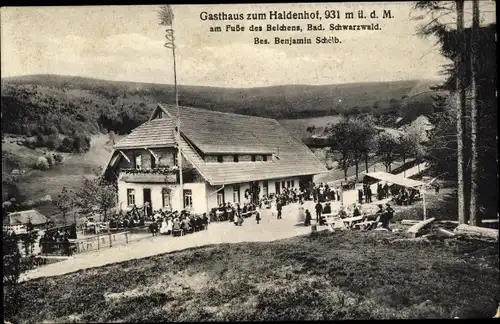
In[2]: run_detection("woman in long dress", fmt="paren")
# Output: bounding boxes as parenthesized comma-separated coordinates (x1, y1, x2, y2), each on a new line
(233, 209, 239, 225)
(160, 218, 168, 235)
(270, 198, 277, 218)
(166, 217, 173, 235)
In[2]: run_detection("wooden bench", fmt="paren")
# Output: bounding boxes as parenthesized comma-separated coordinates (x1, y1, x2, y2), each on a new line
(241, 211, 257, 218)
(353, 221, 378, 230)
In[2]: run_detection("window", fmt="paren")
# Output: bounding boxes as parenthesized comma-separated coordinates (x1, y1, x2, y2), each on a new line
(287, 181, 290, 188)
(134, 154, 142, 170)
(233, 185, 240, 203)
(217, 191, 225, 206)
(251, 155, 256, 162)
(173, 152, 178, 166)
(217, 156, 223, 163)
(183, 189, 193, 209)
(263, 155, 268, 162)
(162, 188, 171, 208)
(282, 181, 286, 189)
(127, 189, 135, 206)
(157, 111, 163, 119)
(233, 155, 239, 162)
(291, 180, 295, 188)
(150, 154, 156, 169)
(263, 181, 268, 197)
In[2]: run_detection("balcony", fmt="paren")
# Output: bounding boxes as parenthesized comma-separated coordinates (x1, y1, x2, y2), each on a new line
(120, 167, 179, 183)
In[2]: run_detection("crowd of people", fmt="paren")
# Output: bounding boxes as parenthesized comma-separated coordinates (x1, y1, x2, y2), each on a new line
(149, 210, 210, 237)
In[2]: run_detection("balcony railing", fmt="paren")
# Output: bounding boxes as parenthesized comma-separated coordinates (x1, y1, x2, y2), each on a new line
(121, 166, 179, 175)
(120, 167, 179, 183)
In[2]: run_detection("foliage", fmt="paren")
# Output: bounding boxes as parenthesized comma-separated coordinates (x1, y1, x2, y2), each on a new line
(375, 132, 400, 172)
(1, 76, 440, 147)
(20, 231, 39, 256)
(324, 120, 354, 181)
(35, 156, 50, 171)
(54, 153, 64, 163)
(74, 174, 117, 221)
(54, 187, 75, 225)
(57, 134, 91, 153)
(3, 230, 22, 320)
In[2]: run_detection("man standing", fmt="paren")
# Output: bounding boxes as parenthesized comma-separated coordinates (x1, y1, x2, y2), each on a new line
(315, 201, 322, 223)
(277, 201, 283, 219)
(358, 189, 363, 204)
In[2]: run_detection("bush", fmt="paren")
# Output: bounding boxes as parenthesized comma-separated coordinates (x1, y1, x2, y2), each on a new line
(48, 126, 59, 135)
(58, 137, 74, 153)
(23, 138, 37, 149)
(54, 153, 64, 163)
(57, 134, 91, 153)
(46, 134, 61, 150)
(35, 156, 50, 171)
(45, 153, 55, 168)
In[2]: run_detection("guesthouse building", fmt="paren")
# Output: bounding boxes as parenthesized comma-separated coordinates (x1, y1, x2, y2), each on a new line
(102, 104, 327, 215)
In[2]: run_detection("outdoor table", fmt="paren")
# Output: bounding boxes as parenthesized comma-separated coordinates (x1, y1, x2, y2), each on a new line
(341, 216, 365, 228)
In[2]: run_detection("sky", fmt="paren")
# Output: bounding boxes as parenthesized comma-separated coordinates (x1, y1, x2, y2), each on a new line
(1, 3, 496, 88)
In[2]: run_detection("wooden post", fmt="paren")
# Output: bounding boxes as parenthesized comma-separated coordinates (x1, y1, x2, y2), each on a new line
(340, 182, 344, 207)
(422, 188, 427, 220)
(97, 233, 100, 251)
(109, 233, 112, 248)
(125, 232, 128, 245)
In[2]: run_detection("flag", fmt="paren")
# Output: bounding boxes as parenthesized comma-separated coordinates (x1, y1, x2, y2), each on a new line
(159, 5, 174, 26)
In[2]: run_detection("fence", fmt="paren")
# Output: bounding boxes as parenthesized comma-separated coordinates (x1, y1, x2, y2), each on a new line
(72, 231, 137, 253)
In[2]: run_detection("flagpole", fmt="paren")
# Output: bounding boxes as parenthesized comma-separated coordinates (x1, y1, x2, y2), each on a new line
(172, 36, 183, 212)
(161, 5, 183, 212)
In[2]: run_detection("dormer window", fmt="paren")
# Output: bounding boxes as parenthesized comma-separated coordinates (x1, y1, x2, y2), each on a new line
(233, 155, 239, 163)
(263, 155, 268, 162)
(251, 155, 256, 162)
(157, 111, 163, 119)
(217, 156, 223, 163)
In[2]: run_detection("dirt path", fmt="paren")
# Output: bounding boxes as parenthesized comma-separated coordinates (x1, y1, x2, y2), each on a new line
(20, 163, 427, 282)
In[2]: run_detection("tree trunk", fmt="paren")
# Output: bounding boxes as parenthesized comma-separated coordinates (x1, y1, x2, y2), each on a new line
(403, 155, 406, 177)
(364, 153, 369, 172)
(469, 0, 480, 226)
(456, 0, 467, 225)
(355, 157, 359, 181)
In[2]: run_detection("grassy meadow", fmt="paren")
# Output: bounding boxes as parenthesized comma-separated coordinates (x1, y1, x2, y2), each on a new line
(10, 228, 498, 322)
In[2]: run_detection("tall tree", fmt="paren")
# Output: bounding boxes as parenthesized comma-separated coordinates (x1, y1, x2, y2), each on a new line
(54, 187, 74, 225)
(455, 0, 467, 225)
(468, 0, 480, 226)
(375, 132, 399, 172)
(325, 120, 354, 181)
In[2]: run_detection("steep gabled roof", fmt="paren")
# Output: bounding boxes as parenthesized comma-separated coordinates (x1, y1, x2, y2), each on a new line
(158, 104, 276, 154)
(114, 118, 176, 149)
(158, 104, 327, 185)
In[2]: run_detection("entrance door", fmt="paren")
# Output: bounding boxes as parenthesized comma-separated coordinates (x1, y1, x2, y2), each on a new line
(249, 181, 260, 204)
(275, 181, 280, 195)
(143, 188, 152, 216)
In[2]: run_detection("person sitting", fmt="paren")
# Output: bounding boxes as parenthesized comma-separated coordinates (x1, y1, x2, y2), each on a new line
(337, 206, 347, 219)
(353, 205, 361, 217)
(323, 202, 332, 215)
(376, 204, 385, 213)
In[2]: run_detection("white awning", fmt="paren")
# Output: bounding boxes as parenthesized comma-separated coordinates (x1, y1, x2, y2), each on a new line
(364, 172, 425, 188)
